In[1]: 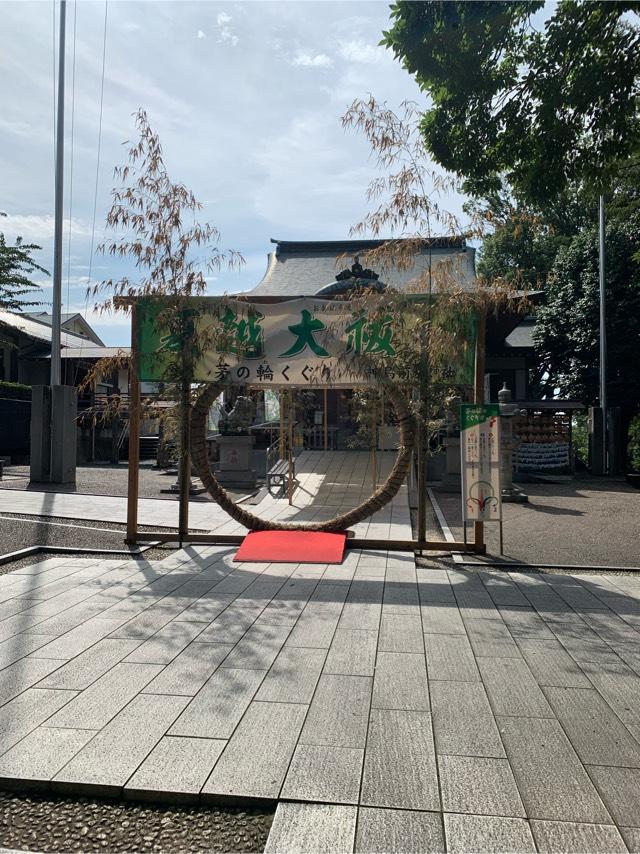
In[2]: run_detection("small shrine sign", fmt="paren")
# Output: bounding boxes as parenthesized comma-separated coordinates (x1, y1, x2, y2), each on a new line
(460, 404, 502, 522)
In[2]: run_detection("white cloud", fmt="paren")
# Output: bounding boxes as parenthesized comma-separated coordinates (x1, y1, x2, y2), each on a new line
(338, 39, 390, 65)
(291, 52, 334, 69)
(0, 215, 93, 244)
(197, 29, 206, 40)
(216, 11, 239, 46)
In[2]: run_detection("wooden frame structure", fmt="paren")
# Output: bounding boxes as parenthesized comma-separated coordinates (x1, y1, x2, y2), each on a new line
(124, 297, 487, 555)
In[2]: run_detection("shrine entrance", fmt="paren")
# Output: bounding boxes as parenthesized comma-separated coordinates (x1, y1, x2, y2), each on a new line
(123, 295, 487, 555)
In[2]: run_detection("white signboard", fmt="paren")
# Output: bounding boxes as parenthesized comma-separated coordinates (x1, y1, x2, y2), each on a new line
(460, 404, 502, 522)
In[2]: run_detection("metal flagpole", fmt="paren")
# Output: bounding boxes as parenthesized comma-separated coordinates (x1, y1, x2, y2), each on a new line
(599, 195, 607, 474)
(51, 0, 66, 388)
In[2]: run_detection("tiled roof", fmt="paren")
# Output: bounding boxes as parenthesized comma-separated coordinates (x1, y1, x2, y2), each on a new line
(0, 310, 98, 349)
(249, 238, 476, 296)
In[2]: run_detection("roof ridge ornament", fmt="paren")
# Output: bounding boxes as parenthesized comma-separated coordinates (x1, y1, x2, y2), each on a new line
(335, 256, 379, 282)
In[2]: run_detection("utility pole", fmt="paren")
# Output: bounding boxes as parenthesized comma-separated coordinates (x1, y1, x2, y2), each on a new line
(30, 0, 77, 485)
(598, 194, 607, 474)
(51, 0, 66, 387)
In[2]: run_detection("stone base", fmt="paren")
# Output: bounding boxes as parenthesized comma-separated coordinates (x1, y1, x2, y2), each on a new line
(214, 468, 257, 489)
(502, 486, 528, 503)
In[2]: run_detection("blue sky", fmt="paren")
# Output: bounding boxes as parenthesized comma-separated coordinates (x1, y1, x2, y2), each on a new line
(2, 0, 470, 345)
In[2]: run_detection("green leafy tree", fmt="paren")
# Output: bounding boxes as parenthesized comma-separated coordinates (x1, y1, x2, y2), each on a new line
(534, 215, 640, 410)
(0, 214, 46, 311)
(383, 1, 640, 205)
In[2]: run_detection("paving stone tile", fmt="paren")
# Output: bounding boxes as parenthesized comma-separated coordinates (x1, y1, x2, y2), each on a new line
(37, 639, 141, 691)
(416, 569, 456, 604)
(28, 617, 127, 659)
(382, 581, 420, 614)
(499, 716, 611, 823)
(0, 634, 63, 670)
(480, 574, 530, 608)
(543, 686, 640, 767)
(125, 735, 225, 800)
(194, 604, 263, 644)
(431, 681, 505, 757)
(46, 662, 163, 730)
(421, 604, 466, 635)
(0, 688, 77, 755)
(371, 651, 429, 711)
(355, 807, 444, 853)
(169, 667, 266, 739)
(265, 803, 357, 854)
(378, 614, 423, 653)
(498, 607, 555, 639)
(221, 623, 290, 670)
(515, 638, 591, 688)
(323, 629, 377, 677)
(143, 642, 233, 696)
(424, 633, 480, 682)
(0, 727, 96, 782)
(202, 701, 307, 800)
(0, 657, 66, 706)
(123, 622, 204, 665)
(579, 610, 640, 644)
(361, 708, 439, 811)
(255, 646, 326, 703)
(587, 766, 640, 827)
(299, 674, 371, 748)
(464, 618, 522, 658)
(280, 744, 364, 804)
(54, 694, 189, 794)
(439, 755, 525, 817)
(444, 813, 536, 853)
(338, 602, 381, 632)
(621, 827, 640, 852)
(530, 819, 628, 852)
(286, 609, 341, 648)
(580, 658, 640, 735)
(478, 658, 553, 717)
(173, 593, 236, 624)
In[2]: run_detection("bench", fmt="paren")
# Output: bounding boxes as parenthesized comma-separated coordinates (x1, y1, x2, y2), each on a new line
(267, 458, 295, 498)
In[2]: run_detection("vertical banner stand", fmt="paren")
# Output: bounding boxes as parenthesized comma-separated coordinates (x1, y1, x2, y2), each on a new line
(323, 388, 328, 451)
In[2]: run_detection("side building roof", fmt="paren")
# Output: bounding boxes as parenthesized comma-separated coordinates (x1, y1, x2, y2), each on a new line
(249, 237, 476, 297)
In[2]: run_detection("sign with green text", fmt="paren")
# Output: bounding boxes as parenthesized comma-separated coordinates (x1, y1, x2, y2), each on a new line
(137, 296, 477, 388)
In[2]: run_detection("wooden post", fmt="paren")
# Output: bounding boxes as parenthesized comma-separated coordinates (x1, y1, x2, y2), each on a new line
(279, 390, 285, 460)
(474, 309, 487, 551)
(126, 303, 140, 544)
(287, 389, 294, 505)
(371, 404, 377, 491)
(178, 372, 191, 545)
(323, 388, 328, 451)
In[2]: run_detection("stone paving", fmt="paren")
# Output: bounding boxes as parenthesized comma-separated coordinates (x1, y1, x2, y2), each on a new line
(1, 546, 640, 851)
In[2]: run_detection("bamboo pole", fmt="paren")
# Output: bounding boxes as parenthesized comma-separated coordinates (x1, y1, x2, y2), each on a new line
(474, 309, 487, 551)
(288, 389, 294, 505)
(323, 388, 328, 451)
(126, 303, 140, 544)
(279, 390, 285, 460)
(371, 403, 377, 491)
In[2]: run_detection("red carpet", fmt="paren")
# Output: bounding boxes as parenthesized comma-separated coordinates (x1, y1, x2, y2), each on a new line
(235, 530, 347, 563)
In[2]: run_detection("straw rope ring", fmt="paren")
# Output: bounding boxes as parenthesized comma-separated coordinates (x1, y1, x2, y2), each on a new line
(190, 379, 416, 532)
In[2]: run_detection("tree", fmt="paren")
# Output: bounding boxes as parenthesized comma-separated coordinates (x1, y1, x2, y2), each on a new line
(534, 214, 640, 410)
(0, 214, 46, 311)
(382, 1, 640, 205)
(87, 110, 243, 535)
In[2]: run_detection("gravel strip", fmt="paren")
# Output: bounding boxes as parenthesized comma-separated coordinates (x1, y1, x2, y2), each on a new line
(0, 790, 272, 853)
(0, 514, 211, 575)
